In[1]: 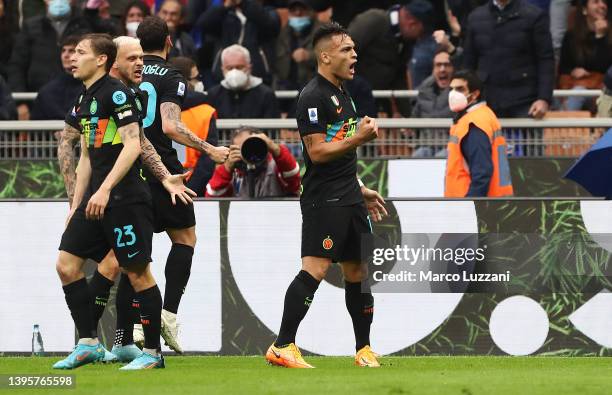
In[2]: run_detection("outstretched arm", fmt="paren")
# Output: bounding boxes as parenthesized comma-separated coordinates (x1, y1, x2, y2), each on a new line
(160, 102, 229, 163)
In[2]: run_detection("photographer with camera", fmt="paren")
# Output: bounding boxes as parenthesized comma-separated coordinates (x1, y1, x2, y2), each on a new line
(205, 127, 301, 198)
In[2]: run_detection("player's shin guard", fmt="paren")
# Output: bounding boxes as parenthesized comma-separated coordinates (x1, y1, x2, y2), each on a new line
(275, 270, 320, 347)
(89, 269, 114, 332)
(163, 243, 194, 314)
(114, 274, 136, 346)
(137, 285, 163, 351)
(63, 278, 96, 339)
(345, 281, 374, 351)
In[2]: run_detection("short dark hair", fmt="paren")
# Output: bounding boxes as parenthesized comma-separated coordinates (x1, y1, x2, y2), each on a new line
(452, 69, 484, 95)
(81, 33, 116, 73)
(121, 0, 150, 32)
(168, 56, 196, 80)
(160, 0, 184, 16)
(137, 16, 169, 52)
(312, 22, 349, 50)
(61, 35, 81, 49)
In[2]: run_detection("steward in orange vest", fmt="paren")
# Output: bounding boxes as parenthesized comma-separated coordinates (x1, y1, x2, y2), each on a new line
(445, 71, 514, 197)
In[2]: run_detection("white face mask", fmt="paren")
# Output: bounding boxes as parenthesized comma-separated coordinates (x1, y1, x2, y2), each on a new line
(126, 21, 140, 37)
(224, 69, 249, 90)
(448, 89, 469, 112)
(193, 81, 205, 93)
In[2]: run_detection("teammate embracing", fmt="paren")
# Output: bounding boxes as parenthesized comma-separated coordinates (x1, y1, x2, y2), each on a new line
(265, 23, 388, 368)
(54, 33, 164, 370)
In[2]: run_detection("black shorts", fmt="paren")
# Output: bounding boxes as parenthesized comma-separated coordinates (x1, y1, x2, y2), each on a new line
(301, 202, 372, 262)
(59, 203, 153, 267)
(149, 181, 196, 233)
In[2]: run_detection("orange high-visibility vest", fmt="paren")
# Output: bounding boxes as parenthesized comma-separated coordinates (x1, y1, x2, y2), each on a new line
(444, 103, 514, 197)
(180, 103, 217, 169)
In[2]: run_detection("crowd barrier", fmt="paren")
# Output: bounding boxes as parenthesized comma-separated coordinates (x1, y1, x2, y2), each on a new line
(1, 118, 611, 160)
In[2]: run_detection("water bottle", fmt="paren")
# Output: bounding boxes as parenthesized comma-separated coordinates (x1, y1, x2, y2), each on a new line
(32, 324, 45, 356)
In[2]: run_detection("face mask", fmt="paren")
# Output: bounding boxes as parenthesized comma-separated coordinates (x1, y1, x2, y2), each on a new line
(448, 89, 470, 112)
(193, 81, 205, 93)
(126, 21, 140, 37)
(288, 16, 312, 33)
(224, 69, 249, 90)
(48, 0, 71, 18)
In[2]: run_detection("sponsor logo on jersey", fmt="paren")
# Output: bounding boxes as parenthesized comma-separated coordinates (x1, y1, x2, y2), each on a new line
(118, 110, 133, 120)
(322, 236, 333, 250)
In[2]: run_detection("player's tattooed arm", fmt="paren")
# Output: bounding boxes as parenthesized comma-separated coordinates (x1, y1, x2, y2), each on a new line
(57, 123, 81, 206)
(140, 131, 171, 181)
(139, 131, 196, 205)
(71, 134, 92, 212)
(160, 102, 229, 163)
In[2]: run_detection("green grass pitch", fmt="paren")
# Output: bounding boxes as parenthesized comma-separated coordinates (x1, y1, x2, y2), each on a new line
(1, 356, 610, 394)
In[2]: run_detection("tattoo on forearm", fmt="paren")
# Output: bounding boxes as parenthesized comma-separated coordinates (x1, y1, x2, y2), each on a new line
(160, 102, 214, 154)
(140, 132, 170, 181)
(303, 135, 314, 150)
(57, 124, 80, 204)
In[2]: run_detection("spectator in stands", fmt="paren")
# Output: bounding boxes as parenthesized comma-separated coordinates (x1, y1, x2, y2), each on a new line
(404, 0, 437, 89)
(445, 70, 514, 197)
(31, 35, 82, 121)
(463, 0, 554, 118)
(8, 0, 117, 120)
(168, 56, 220, 196)
(197, 0, 281, 85)
(0, 0, 17, 80)
(558, 0, 612, 110)
(205, 127, 300, 198)
(274, 0, 320, 91)
(348, 2, 427, 116)
(0, 75, 16, 120)
(597, 64, 612, 117)
(412, 49, 455, 157)
(207, 44, 280, 118)
(158, 0, 197, 59)
(119, 0, 150, 37)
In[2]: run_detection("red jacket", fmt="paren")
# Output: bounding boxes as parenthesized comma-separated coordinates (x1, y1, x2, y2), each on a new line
(205, 144, 300, 198)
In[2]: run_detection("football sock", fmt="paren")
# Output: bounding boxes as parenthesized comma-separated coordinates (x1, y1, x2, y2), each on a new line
(275, 270, 320, 347)
(345, 281, 374, 351)
(63, 278, 96, 339)
(163, 243, 194, 314)
(89, 269, 114, 332)
(137, 285, 162, 350)
(114, 273, 136, 346)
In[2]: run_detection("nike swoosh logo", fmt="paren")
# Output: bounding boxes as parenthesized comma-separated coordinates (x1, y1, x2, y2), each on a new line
(336, 107, 343, 114)
(128, 251, 140, 258)
(76, 351, 91, 361)
(272, 349, 281, 359)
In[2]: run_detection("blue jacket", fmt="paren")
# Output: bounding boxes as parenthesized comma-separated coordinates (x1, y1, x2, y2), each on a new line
(463, 0, 554, 112)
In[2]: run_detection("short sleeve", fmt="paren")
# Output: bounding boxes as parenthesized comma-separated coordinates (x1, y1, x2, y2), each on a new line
(296, 92, 328, 137)
(109, 87, 140, 128)
(64, 94, 83, 131)
(159, 71, 187, 107)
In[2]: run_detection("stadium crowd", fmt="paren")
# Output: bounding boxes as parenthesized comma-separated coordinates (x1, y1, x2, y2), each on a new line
(0, 0, 610, 165)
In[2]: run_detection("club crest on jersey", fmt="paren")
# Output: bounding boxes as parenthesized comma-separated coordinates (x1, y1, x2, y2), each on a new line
(308, 108, 318, 124)
(331, 95, 339, 107)
(113, 90, 127, 105)
(322, 236, 333, 250)
(89, 98, 97, 115)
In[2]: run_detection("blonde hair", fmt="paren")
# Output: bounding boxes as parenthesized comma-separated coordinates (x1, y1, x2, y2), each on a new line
(113, 36, 141, 48)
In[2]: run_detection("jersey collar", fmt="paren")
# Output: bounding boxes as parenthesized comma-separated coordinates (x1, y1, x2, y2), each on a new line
(316, 73, 347, 95)
(86, 73, 110, 95)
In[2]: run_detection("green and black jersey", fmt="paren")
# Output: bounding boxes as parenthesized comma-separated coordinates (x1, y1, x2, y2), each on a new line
(65, 74, 150, 208)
